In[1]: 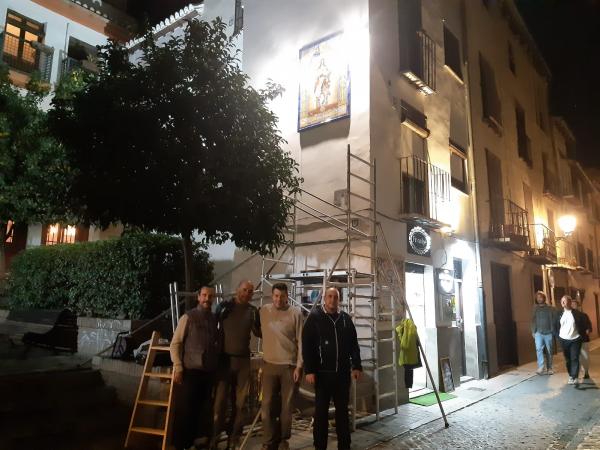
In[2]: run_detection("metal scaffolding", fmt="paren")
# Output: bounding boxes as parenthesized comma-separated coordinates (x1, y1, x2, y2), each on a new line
(253, 144, 448, 426)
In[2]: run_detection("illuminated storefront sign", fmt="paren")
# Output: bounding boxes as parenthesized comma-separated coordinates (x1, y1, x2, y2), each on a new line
(407, 224, 431, 256)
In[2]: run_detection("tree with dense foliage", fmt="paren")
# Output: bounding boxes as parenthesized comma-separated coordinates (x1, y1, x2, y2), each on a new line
(0, 66, 71, 277)
(8, 232, 213, 319)
(50, 19, 301, 290)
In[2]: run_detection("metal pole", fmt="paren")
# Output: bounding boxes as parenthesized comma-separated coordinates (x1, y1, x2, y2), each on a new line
(174, 282, 181, 324)
(169, 283, 176, 334)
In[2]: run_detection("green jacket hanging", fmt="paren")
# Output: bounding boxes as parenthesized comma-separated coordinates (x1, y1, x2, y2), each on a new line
(396, 318, 418, 366)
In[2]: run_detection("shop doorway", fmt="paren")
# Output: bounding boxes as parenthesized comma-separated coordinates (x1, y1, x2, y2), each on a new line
(405, 263, 426, 391)
(491, 263, 517, 369)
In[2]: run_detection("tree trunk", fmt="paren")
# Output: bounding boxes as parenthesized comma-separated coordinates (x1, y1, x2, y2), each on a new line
(0, 224, 6, 282)
(181, 230, 195, 311)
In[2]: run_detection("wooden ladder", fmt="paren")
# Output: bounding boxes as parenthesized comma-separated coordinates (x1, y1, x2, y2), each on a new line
(125, 331, 175, 450)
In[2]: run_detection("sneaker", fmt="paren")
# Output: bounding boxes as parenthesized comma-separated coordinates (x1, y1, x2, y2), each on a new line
(568, 377, 575, 384)
(574, 378, 580, 385)
(536, 368, 545, 375)
(547, 369, 554, 375)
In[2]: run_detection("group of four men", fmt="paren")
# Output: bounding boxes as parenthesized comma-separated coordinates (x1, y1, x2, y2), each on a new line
(169, 280, 362, 450)
(531, 292, 593, 384)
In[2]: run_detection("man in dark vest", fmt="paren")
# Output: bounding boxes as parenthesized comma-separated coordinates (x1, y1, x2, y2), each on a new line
(302, 287, 362, 450)
(170, 286, 219, 450)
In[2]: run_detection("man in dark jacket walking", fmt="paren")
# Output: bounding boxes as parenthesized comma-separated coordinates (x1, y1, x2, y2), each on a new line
(556, 295, 589, 385)
(302, 287, 362, 450)
(531, 291, 557, 375)
(170, 286, 219, 450)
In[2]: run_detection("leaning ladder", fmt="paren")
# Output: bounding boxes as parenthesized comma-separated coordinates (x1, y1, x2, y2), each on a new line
(125, 331, 176, 450)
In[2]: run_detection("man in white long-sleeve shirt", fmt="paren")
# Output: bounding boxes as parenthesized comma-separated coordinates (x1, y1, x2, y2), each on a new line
(170, 286, 219, 450)
(557, 295, 586, 385)
(259, 283, 304, 450)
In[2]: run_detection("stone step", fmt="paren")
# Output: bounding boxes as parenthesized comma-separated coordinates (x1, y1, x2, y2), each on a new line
(0, 383, 118, 416)
(2, 400, 129, 449)
(0, 368, 105, 403)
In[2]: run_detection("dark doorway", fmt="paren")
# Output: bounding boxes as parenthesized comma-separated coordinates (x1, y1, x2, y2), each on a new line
(491, 263, 517, 368)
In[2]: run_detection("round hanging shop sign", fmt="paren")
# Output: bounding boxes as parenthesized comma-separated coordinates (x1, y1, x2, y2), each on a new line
(408, 225, 432, 256)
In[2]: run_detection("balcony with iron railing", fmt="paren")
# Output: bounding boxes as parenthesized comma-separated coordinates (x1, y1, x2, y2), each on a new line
(543, 172, 562, 200)
(0, 31, 54, 83)
(399, 155, 450, 228)
(488, 199, 530, 251)
(401, 30, 436, 95)
(527, 224, 557, 264)
(60, 51, 98, 80)
(553, 237, 578, 269)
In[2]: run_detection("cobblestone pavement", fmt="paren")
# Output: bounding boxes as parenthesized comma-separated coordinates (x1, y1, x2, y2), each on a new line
(373, 347, 600, 450)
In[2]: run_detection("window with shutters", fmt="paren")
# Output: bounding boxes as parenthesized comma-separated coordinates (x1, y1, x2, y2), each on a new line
(450, 148, 468, 194)
(443, 25, 462, 81)
(479, 54, 502, 131)
(43, 224, 89, 245)
(515, 102, 532, 167)
(2, 10, 45, 73)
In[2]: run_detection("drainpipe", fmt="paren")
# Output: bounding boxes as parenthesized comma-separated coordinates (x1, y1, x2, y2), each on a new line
(460, 0, 489, 379)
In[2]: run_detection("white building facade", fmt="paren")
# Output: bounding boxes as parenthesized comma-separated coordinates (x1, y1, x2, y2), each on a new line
(1, 0, 132, 260)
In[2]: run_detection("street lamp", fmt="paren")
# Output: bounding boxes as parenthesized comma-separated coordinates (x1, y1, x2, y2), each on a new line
(558, 214, 576, 236)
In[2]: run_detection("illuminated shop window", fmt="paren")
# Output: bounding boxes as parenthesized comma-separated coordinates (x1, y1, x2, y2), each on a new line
(45, 224, 77, 245)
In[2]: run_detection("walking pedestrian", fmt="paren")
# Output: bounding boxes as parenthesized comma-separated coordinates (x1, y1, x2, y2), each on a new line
(531, 291, 556, 375)
(211, 280, 261, 449)
(556, 295, 588, 385)
(571, 297, 593, 379)
(302, 287, 362, 450)
(259, 283, 304, 450)
(170, 286, 219, 450)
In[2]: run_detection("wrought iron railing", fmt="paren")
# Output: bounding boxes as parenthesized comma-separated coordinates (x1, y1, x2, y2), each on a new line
(0, 31, 54, 82)
(401, 30, 436, 95)
(543, 172, 561, 198)
(489, 199, 530, 247)
(528, 224, 557, 262)
(60, 52, 98, 79)
(556, 237, 577, 268)
(399, 156, 450, 222)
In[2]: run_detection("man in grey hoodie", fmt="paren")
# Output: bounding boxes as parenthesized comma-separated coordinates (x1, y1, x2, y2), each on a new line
(531, 291, 556, 375)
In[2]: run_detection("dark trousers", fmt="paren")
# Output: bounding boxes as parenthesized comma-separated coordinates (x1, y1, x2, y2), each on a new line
(560, 337, 583, 379)
(313, 372, 351, 450)
(172, 369, 214, 450)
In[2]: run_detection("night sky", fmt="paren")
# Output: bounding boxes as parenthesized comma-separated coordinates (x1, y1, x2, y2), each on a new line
(516, 0, 600, 167)
(131, 1, 600, 167)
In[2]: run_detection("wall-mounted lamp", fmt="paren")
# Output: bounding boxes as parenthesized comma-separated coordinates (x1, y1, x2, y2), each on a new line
(558, 214, 577, 236)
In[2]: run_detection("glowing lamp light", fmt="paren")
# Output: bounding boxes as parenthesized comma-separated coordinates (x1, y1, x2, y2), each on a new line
(558, 215, 576, 236)
(440, 226, 454, 235)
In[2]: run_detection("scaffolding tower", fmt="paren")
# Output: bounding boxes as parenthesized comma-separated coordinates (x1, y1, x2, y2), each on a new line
(217, 144, 447, 428)
(257, 145, 404, 424)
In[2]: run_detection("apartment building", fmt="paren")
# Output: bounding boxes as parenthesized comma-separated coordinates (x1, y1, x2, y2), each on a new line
(1, 0, 132, 269)
(211, 0, 488, 414)
(545, 118, 600, 338)
(463, 0, 600, 375)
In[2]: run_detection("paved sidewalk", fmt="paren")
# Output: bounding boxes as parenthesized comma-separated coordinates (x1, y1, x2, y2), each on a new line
(241, 340, 600, 449)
